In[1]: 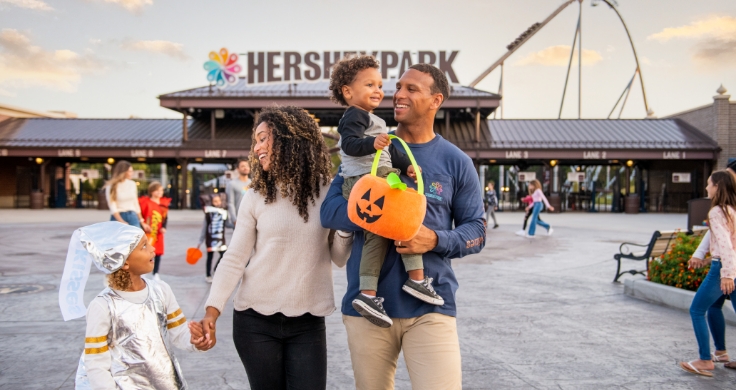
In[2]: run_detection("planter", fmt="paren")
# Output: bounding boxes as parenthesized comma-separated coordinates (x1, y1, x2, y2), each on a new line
(624, 279, 736, 326)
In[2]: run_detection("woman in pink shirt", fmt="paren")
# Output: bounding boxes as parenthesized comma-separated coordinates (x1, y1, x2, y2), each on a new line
(681, 170, 736, 376)
(525, 180, 554, 237)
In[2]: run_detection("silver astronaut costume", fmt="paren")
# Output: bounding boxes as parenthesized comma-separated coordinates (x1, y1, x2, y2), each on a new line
(58, 222, 188, 390)
(75, 278, 187, 390)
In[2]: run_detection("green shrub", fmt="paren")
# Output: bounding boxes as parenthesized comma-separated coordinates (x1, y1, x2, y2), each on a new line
(648, 232, 709, 292)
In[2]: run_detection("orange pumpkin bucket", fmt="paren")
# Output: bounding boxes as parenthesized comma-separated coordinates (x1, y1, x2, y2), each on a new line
(348, 135, 426, 241)
(186, 247, 203, 265)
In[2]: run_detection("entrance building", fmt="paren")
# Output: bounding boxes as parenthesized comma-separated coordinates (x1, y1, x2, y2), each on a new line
(0, 79, 730, 213)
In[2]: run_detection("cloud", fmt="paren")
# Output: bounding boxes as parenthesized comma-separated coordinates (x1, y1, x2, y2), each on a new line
(0, 0, 53, 11)
(0, 29, 107, 92)
(121, 40, 188, 60)
(648, 16, 736, 67)
(95, 0, 152, 14)
(648, 15, 736, 42)
(693, 39, 736, 64)
(515, 45, 602, 67)
(0, 87, 16, 97)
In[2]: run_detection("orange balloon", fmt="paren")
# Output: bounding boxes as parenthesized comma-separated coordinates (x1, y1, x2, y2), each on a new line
(186, 248, 203, 265)
(347, 174, 426, 241)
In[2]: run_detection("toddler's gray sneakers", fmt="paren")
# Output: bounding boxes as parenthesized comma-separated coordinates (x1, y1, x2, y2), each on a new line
(402, 277, 444, 306)
(352, 294, 393, 328)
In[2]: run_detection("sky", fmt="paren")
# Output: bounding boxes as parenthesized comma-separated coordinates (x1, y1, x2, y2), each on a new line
(0, 0, 735, 120)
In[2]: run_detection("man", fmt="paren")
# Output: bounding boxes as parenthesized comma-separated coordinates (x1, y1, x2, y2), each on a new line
(321, 64, 486, 389)
(226, 158, 251, 226)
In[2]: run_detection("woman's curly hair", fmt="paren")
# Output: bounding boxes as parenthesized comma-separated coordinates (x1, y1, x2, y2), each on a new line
(107, 268, 132, 291)
(328, 55, 380, 106)
(249, 106, 331, 222)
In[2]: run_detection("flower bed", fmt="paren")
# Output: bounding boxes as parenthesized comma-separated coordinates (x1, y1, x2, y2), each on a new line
(648, 232, 709, 292)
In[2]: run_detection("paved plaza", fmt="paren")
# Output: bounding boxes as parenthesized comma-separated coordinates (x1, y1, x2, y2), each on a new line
(1, 209, 735, 389)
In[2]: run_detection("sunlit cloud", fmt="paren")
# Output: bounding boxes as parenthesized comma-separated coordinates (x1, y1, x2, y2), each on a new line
(0, 0, 53, 11)
(648, 15, 736, 42)
(121, 40, 188, 60)
(0, 29, 107, 92)
(648, 15, 736, 67)
(515, 45, 602, 67)
(93, 0, 152, 14)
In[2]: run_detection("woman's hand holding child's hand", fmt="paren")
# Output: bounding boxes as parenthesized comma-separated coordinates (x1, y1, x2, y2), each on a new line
(374, 134, 390, 150)
(189, 321, 210, 351)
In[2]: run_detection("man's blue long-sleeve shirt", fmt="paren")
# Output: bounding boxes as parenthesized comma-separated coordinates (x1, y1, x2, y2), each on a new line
(320, 134, 486, 318)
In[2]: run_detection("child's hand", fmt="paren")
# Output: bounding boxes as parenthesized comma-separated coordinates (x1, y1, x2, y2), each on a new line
(374, 134, 390, 150)
(406, 165, 421, 183)
(189, 321, 210, 351)
(161, 228, 167, 234)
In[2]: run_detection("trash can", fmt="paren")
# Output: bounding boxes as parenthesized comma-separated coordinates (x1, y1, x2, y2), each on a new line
(687, 198, 711, 233)
(625, 195, 640, 214)
(30, 190, 44, 209)
(97, 189, 108, 210)
(548, 193, 562, 213)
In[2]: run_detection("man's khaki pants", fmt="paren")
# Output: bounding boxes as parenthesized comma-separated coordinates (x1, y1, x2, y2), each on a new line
(343, 313, 462, 390)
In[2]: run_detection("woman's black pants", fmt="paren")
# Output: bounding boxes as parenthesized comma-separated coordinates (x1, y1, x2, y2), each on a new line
(232, 308, 327, 390)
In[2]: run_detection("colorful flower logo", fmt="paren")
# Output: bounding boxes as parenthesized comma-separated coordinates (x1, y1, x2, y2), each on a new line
(203, 48, 242, 89)
(430, 182, 443, 195)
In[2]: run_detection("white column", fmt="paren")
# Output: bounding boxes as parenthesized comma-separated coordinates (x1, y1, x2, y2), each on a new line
(479, 165, 487, 196)
(160, 163, 168, 187)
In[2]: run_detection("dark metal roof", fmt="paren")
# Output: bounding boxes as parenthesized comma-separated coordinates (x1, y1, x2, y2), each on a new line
(159, 78, 500, 100)
(486, 119, 719, 150)
(0, 118, 184, 148)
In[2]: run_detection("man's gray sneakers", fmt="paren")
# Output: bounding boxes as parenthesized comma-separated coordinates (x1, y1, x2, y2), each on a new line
(402, 277, 445, 306)
(352, 294, 393, 328)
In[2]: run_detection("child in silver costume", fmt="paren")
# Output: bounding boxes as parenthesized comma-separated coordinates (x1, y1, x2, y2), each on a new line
(64, 222, 210, 390)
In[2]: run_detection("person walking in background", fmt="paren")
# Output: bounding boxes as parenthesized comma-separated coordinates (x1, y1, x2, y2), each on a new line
(526, 179, 554, 238)
(139, 181, 171, 281)
(485, 182, 499, 229)
(198, 195, 228, 283)
(105, 160, 149, 232)
(680, 170, 736, 376)
(516, 194, 546, 236)
(226, 158, 251, 227)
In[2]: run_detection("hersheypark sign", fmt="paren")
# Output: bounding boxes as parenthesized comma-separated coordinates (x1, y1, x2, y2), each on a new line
(204, 49, 460, 88)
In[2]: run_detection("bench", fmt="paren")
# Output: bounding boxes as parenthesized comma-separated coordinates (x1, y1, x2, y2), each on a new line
(613, 228, 708, 282)
(613, 230, 677, 282)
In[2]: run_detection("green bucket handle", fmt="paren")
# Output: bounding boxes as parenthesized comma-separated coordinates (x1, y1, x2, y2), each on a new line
(370, 135, 423, 196)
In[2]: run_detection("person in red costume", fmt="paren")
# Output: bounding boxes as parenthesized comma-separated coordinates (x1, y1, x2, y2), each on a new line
(139, 181, 171, 280)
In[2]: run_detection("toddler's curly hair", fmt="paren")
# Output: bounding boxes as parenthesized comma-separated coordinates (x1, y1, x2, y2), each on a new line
(107, 268, 132, 291)
(328, 55, 380, 106)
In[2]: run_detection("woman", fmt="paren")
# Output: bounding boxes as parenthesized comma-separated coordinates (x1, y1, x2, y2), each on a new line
(199, 106, 353, 389)
(105, 160, 149, 232)
(680, 170, 736, 376)
(139, 181, 171, 280)
(525, 179, 554, 237)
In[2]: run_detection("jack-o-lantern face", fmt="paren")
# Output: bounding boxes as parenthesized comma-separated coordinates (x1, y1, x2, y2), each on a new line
(348, 173, 427, 241)
(356, 189, 384, 223)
